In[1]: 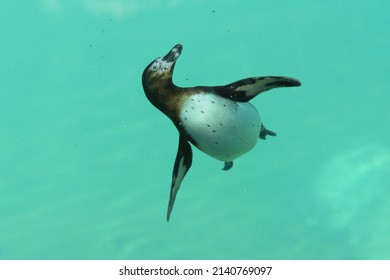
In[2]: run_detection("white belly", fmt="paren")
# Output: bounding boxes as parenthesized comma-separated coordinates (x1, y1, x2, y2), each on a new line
(179, 93, 262, 162)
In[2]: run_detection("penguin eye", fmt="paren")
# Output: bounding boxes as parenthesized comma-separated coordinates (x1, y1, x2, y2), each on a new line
(151, 65, 158, 71)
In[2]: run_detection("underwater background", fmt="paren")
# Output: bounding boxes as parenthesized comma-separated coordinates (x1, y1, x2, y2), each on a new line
(1, 0, 389, 259)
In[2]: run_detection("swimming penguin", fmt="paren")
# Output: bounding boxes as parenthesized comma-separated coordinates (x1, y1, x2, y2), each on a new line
(142, 44, 301, 221)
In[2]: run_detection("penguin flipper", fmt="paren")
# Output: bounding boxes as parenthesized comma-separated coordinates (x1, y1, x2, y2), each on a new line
(215, 76, 301, 102)
(167, 134, 193, 221)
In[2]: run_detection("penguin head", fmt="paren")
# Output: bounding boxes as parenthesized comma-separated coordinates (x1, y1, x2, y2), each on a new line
(142, 44, 183, 83)
(142, 44, 184, 116)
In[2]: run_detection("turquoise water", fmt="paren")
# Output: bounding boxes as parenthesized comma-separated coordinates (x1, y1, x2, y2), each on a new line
(1, 0, 389, 259)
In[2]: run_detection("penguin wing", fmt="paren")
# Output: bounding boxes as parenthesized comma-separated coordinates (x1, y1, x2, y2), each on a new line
(167, 133, 193, 221)
(214, 76, 301, 102)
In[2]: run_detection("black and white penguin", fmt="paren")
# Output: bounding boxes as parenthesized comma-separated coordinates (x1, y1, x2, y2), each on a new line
(142, 44, 301, 221)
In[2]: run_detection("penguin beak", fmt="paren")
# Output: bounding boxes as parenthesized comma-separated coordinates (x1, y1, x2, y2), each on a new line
(162, 44, 183, 63)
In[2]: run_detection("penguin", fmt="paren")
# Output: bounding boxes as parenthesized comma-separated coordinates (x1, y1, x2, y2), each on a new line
(142, 44, 301, 221)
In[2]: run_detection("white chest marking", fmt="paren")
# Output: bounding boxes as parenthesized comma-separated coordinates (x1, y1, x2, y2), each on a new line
(179, 93, 262, 162)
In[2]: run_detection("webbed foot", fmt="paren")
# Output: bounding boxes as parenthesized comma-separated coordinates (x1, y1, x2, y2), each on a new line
(260, 125, 277, 139)
(222, 161, 233, 171)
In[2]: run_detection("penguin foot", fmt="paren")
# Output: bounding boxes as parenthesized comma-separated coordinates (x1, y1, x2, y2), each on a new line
(260, 125, 277, 140)
(222, 161, 233, 171)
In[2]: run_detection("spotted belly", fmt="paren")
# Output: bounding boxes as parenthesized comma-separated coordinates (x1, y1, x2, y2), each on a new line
(179, 93, 262, 162)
